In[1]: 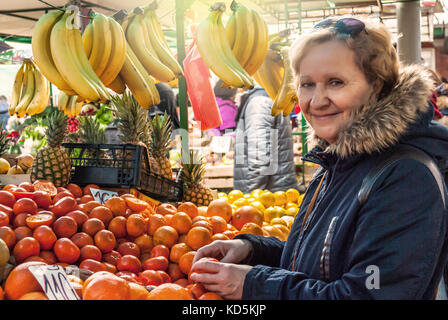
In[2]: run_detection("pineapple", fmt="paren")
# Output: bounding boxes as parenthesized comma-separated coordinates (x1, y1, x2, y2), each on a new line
(147, 113, 173, 179)
(180, 151, 214, 206)
(78, 116, 108, 164)
(31, 109, 71, 187)
(0, 119, 11, 156)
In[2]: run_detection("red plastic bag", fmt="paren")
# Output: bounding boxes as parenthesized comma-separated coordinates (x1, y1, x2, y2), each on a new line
(183, 40, 222, 131)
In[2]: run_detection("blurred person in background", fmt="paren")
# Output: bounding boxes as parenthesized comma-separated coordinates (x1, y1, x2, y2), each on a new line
(0, 95, 9, 129)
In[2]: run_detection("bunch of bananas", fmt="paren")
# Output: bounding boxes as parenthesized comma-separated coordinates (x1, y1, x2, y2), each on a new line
(9, 59, 50, 118)
(197, 2, 259, 89)
(226, 0, 268, 77)
(32, 9, 111, 103)
(81, 12, 126, 94)
(57, 91, 84, 117)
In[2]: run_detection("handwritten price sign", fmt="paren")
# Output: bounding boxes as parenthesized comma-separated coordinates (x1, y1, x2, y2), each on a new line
(90, 188, 119, 205)
(28, 265, 80, 300)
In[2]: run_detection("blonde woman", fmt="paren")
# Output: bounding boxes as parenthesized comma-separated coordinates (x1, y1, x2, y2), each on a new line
(190, 17, 448, 300)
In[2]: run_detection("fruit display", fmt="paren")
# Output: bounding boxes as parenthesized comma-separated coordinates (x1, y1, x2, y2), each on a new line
(56, 91, 84, 117)
(8, 59, 50, 118)
(147, 114, 173, 180)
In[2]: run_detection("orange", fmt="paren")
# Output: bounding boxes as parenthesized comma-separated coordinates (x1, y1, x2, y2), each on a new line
(198, 292, 224, 300)
(240, 222, 264, 236)
(102, 250, 122, 266)
(0, 190, 16, 207)
(80, 244, 102, 261)
(13, 198, 38, 215)
(177, 202, 198, 219)
(178, 251, 197, 275)
(158, 270, 171, 283)
(82, 218, 105, 236)
(192, 215, 208, 224)
(94, 229, 117, 253)
(19, 182, 35, 192)
(208, 216, 228, 234)
(153, 226, 179, 248)
(89, 206, 113, 226)
(231, 206, 264, 230)
(33, 225, 57, 250)
(117, 241, 141, 258)
(53, 238, 80, 264)
(140, 252, 151, 263)
(197, 206, 208, 216)
(124, 197, 148, 212)
(126, 214, 146, 237)
(117, 254, 142, 274)
(186, 227, 212, 251)
(206, 199, 232, 222)
(108, 216, 128, 238)
(13, 237, 40, 263)
(79, 259, 107, 273)
(129, 282, 149, 300)
(0, 211, 9, 227)
(14, 226, 33, 241)
(33, 180, 57, 197)
(147, 214, 167, 235)
(83, 184, 100, 196)
(188, 283, 207, 300)
(13, 212, 31, 228)
(170, 212, 192, 234)
(26, 213, 54, 229)
(18, 292, 49, 300)
(53, 216, 78, 238)
(262, 225, 288, 241)
(33, 191, 52, 210)
(168, 263, 185, 281)
(0, 226, 16, 249)
(39, 250, 57, 264)
(66, 210, 89, 227)
(0, 204, 13, 221)
(82, 200, 102, 215)
(51, 197, 77, 217)
(174, 278, 189, 287)
(191, 220, 213, 233)
(164, 214, 173, 226)
(169, 242, 192, 263)
(150, 244, 170, 259)
(53, 191, 75, 204)
(155, 203, 177, 216)
(138, 269, 164, 286)
(178, 234, 188, 243)
(147, 283, 193, 300)
(105, 197, 127, 217)
(24, 256, 47, 263)
(104, 262, 117, 274)
(83, 272, 131, 300)
(211, 233, 230, 242)
(80, 195, 94, 204)
(70, 232, 94, 248)
(134, 234, 153, 254)
(4, 261, 47, 300)
(143, 256, 169, 271)
(66, 184, 83, 198)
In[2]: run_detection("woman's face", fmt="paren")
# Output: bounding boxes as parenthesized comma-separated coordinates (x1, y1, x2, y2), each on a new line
(297, 40, 376, 144)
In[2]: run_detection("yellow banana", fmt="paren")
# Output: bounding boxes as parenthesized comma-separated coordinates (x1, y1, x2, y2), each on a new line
(196, 3, 245, 88)
(226, 13, 236, 49)
(15, 61, 35, 118)
(99, 17, 126, 86)
(9, 62, 25, 116)
(143, 9, 184, 78)
(32, 10, 76, 95)
(244, 9, 269, 76)
(88, 13, 112, 79)
(107, 75, 126, 94)
(125, 11, 175, 83)
(26, 61, 49, 116)
(142, 3, 169, 48)
(82, 22, 93, 58)
(227, 2, 255, 70)
(51, 11, 101, 102)
(57, 91, 70, 111)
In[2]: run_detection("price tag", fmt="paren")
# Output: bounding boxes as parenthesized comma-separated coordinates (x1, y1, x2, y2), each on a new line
(90, 188, 118, 205)
(28, 265, 80, 300)
(210, 136, 232, 154)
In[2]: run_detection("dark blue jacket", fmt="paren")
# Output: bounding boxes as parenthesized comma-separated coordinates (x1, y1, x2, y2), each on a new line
(236, 65, 448, 299)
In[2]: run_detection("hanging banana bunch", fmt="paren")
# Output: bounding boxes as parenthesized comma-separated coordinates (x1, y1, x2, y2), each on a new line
(57, 91, 84, 117)
(197, 2, 254, 89)
(32, 8, 111, 103)
(9, 59, 50, 118)
(225, 0, 269, 77)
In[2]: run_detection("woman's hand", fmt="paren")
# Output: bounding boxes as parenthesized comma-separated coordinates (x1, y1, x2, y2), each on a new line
(192, 239, 253, 264)
(190, 259, 252, 300)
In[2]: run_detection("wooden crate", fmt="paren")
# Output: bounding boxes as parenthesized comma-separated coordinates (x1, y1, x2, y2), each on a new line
(203, 165, 234, 189)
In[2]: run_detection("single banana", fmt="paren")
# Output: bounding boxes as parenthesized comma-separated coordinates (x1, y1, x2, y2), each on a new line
(9, 62, 25, 116)
(87, 13, 112, 79)
(143, 9, 184, 78)
(99, 17, 126, 86)
(243, 9, 269, 76)
(196, 3, 245, 88)
(15, 61, 36, 118)
(227, 2, 255, 70)
(125, 11, 175, 83)
(82, 22, 93, 58)
(57, 91, 70, 111)
(32, 10, 76, 95)
(107, 75, 126, 94)
(142, 2, 170, 48)
(25, 61, 49, 116)
(50, 11, 101, 102)
(225, 12, 236, 49)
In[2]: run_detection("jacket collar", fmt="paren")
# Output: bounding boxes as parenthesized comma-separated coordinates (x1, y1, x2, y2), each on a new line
(307, 64, 434, 160)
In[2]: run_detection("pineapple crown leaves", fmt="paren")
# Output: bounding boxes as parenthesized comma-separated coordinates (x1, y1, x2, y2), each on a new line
(180, 150, 206, 187)
(148, 112, 172, 155)
(0, 119, 11, 156)
(110, 92, 150, 145)
(44, 109, 68, 148)
(79, 116, 107, 144)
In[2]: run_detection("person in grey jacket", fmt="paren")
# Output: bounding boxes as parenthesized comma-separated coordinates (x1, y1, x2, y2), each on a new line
(233, 86, 299, 193)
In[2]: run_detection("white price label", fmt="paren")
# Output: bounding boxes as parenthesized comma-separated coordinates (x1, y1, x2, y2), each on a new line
(210, 136, 232, 154)
(90, 188, 119, 205)
(28, 265, 80, 300)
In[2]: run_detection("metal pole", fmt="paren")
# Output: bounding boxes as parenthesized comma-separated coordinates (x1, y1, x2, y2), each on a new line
(396, 0, 421, 65)
(175, 0, 189, 160)
(298, 0, 302, 34)
(284, 0, 288, 28)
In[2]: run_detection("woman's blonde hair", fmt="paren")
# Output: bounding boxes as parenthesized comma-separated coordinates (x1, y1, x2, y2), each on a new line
(290, 17, 399, 99)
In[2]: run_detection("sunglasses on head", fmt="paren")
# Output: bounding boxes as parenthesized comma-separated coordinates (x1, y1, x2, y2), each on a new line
(313, 18, 367, 37)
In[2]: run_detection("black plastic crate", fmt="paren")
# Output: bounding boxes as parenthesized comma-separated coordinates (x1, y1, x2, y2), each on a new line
(62, 143, 183, 203)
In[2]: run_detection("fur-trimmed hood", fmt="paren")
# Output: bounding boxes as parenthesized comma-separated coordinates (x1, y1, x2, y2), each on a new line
(308, 65, 442, 159)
